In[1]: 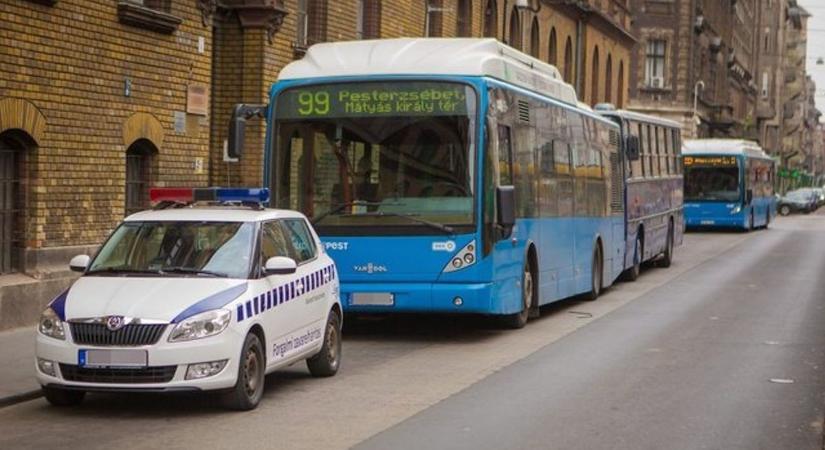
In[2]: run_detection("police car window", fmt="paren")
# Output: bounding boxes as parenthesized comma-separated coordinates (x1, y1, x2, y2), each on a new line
(282, 219, 316, 263)
(261, 221, 298, 265)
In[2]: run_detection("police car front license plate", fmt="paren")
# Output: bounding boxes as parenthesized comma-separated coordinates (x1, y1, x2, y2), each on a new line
(79, 349, 148, 368)
(351, 293, 394, 306)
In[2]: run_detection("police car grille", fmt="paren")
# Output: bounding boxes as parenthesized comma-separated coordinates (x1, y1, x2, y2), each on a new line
(69, 323, 167, 346)
(59, 364, 177, 384)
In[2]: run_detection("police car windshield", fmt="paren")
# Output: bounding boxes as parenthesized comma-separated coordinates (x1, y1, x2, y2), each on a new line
(88, 221, 256, 279)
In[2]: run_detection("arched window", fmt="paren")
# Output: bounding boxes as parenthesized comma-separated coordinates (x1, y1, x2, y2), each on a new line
(356, 0, 381, 39)
(548, 27, 558, 66)
(426, 0, 444, 37)
(605, 54, 613, 104)
(564, 37, 573, 84)
(125, 139, 158, 216)
(0, 132, 25, 274)
(529, 17, 540, 58)
(457, 0, 472, 37)
(483, 0, 497, 38)
(508, 7, 521, 50)
(617, 60, 625, 107)
(591, 46, 600, 104)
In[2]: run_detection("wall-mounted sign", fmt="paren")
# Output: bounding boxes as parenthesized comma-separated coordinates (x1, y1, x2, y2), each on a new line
(187, 84, 209, 116)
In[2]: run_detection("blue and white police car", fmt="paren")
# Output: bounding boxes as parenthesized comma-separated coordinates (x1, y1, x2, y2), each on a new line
(35, 188, 341, 410)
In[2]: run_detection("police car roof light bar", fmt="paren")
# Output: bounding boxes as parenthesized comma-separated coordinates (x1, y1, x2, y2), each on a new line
(150, 187, 270, 208)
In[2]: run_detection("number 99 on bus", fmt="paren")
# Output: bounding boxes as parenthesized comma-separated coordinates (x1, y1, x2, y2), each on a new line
(297, 91, 330, 116)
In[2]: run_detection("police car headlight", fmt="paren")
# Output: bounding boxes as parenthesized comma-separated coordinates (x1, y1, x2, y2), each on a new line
(168, 309, 231, 343)
(38, 307, 65, 340)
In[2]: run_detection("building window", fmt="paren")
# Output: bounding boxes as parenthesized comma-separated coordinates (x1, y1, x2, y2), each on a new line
(357, 0, 381, 39)
(564, 37, 573, 84)
(548, 27, 558, 66)
(297, 0, 328, 49)
(483, 0, 497, 38)
(457, 0, 472, 37)
(590, 46, 600, 104)
(605, 54, 613, 104)
(529, 17, 540, 58)
(426, 0, 444, 37)
(125, 141, 156, 216)
(645, 39, 666, 88)
(116, 0, 180, 34)
(0, 133, 24, 274)
(508, 7, 521, 50)
(617, 60, 625, 107)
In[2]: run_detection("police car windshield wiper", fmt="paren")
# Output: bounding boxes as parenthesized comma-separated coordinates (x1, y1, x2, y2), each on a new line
(160, 267, 229, 278)
(359, 212, 455, 235)
(86, 268, 163, 276)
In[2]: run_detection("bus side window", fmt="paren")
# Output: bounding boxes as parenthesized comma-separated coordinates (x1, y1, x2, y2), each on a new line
(638, 123, 647, 177)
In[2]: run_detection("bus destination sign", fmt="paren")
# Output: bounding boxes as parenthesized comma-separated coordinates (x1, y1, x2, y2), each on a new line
(276, 82, 471, 119)
(683, 156, 738, 167)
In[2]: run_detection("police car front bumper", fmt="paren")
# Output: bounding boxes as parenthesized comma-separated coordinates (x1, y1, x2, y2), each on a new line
(34, 326, 246, 392)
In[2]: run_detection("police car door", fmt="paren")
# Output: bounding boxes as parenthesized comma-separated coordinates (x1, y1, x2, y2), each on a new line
(280, 219, 328, 333)
(259, 220, 307, 364)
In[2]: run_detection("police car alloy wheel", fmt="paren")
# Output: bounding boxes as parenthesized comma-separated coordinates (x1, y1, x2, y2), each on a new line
(306, 311, 342, 377)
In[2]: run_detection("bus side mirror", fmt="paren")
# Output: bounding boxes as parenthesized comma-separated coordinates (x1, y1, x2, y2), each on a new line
(497, 185, 516, 230)
(745, 189, 753, 205)
(228, 104, 268, 159)
(625, 135, 640, 161)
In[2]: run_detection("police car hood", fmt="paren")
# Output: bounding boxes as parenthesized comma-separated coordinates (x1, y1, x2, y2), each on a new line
(64, 277, 247, 322)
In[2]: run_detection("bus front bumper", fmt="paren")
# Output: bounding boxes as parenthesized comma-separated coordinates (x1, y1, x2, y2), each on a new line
(685, 215, 748, 228)
(340, 281, 503, 315)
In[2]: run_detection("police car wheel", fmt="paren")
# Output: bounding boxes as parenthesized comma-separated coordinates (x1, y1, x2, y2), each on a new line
(221, 333, 265, 411)
(42, 386, 85, 407)
(307, 311, 342, 377)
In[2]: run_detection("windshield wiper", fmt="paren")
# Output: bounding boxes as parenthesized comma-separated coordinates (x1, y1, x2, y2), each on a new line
(86, 268, 163, 276)
(358, 212, 455, 235)
(311, 201, 403, 225)
(160, 267, 228, 278)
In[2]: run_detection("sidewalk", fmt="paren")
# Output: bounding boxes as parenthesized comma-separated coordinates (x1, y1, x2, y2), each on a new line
(0, 327, 40, 406)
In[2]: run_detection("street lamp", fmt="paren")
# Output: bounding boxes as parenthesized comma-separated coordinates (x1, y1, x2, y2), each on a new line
(693, 80, 705, 137)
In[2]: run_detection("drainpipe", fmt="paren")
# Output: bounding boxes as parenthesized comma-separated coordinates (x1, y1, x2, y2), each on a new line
(575, 17, 584, 96)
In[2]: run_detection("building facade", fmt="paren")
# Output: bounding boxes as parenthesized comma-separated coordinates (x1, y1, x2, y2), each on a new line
(0, 0, 635, 329)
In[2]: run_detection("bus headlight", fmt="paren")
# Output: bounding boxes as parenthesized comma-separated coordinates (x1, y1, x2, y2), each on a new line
(443, 240, 477, 273)
(730, 205, 742, 214)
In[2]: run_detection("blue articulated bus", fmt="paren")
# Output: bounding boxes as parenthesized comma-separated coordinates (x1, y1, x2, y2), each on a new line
(596, 107, 684, 279)
(683, 139, 776, 230)
(228, 38, 674, 328)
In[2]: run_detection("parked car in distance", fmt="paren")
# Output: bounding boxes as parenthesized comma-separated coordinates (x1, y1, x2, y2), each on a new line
(778, 189, 818, 215)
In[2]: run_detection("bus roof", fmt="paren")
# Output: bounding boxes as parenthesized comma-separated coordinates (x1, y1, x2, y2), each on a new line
(596, 107, 682, 129)
(277, 38, 579, 106)
(682, 139, 772, 159)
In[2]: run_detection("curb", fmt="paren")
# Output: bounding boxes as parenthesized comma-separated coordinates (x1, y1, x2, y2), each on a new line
(0, 389, 42, 409)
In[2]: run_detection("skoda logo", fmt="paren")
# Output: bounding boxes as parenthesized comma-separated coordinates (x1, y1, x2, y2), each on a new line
(106, 315, 126, 331)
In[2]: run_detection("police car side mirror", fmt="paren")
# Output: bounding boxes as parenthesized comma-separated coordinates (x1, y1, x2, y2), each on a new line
(69, 255, 90, 273)
(264, 257, 297, 276)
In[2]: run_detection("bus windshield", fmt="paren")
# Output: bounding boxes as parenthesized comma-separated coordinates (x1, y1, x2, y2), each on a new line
(272, 81, 476, 233)
(684, 158, 741, 202)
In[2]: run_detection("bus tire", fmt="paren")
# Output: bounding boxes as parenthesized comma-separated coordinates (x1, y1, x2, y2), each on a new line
(307, 310, 342, 377)
(220, 332, 265, 411)
(584, 244, 602, 301)
(765, 211, 770, 229)
(659, 220, 674, 268)
(500, 261, 533, 329)
(624, 234, 642, 282)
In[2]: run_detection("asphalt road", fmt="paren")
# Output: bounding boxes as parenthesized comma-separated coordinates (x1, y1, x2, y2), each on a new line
(1, 215, 823, 450)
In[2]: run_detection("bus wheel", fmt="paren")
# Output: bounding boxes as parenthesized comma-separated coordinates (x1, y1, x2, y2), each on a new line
(584, 244, 602, 301)
(765, 211, 770, 229)
(500, 261, 533, 329)
(624, 235, 642, 282)
(659, 222, 674, 268)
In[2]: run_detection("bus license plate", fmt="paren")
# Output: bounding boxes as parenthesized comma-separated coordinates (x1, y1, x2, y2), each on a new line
(351, 293, 394, 306)
(79, 349, 148, 368)
(700, 220, 715, 225)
